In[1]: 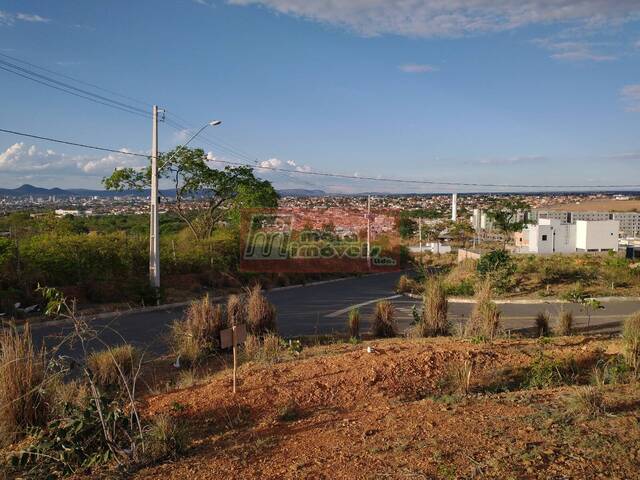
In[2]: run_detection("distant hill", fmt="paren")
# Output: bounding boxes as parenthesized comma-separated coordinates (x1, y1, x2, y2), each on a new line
(0, 184, 327, 198)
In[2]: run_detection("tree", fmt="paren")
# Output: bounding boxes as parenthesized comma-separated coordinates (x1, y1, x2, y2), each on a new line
(103, 147, 278, 240)
(448, 220, 475, 247)
(397, 217, 418, 239)
(485, 199, 531, 248)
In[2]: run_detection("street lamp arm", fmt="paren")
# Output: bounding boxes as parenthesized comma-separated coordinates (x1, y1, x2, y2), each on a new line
(159, 120, 221, 170)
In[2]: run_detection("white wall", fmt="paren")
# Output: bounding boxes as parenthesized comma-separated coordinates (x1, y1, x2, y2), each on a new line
(575, 220, 619, 251)
(527, 219, 575, 254)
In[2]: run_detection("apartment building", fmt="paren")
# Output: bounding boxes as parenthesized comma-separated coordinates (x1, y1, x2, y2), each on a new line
(532, 210, 640, 237)
(521, 219, 619, 254)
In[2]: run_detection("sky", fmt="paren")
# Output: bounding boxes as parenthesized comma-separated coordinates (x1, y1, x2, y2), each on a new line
(0, 0, 639, 193)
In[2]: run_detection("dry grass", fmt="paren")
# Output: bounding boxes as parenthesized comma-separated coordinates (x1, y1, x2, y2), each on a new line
(371, 300, 397, 338)
(445, 259, 478, 285)
(246, 284, 277, 335)
(87, 344, 141, 391)
(395, 275, 417, 294)
(170, 294, 226, 366)
(622, 312, 640, 374)
(144, 414, 188, 463)
(226, 294, 244, 327)
(419, 279, 449, 337)
(556, 309, 574, 336)
(0, 325, 49, 446)
(534, 311, 550, 337)
(347, 308, 360, 339)
(567, 386, 606, 417)
(242, 333, 284, 363)
(466, 281, 501, 341)
(442, 359, 473, 395)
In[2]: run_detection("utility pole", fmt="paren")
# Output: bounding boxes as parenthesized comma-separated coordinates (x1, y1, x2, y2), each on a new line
(149, 105, 160, 297)
(366, 195, 371, 270)
(418, 217, 422, 255)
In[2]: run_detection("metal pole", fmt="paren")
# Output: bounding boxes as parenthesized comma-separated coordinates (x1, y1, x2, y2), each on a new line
(149, 105, 160, 296)
(419, 217, 422, 254)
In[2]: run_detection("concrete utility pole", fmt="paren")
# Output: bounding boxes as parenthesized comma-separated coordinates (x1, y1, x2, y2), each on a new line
(366, 195, 371, 269)
(149, 105, 160, 294)
(418, 217, 422, 254)
(451, 193, 458, 222)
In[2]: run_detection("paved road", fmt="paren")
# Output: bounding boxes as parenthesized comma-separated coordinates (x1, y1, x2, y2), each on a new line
(29, 271, 640, 357)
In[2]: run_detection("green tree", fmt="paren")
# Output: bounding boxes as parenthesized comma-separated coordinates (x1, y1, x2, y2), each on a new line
(485, 199, 531, 248)
(397, 217, 418, 239)
(103, 146, 278, 240)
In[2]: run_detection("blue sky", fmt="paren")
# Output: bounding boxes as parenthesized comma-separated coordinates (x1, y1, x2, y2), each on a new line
(0, 0, 639, 192)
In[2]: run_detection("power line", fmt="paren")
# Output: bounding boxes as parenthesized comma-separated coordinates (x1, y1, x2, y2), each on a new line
(0, 52, 152, 109)
(0, 127, 149, 158)
(0, 58, 151, 119)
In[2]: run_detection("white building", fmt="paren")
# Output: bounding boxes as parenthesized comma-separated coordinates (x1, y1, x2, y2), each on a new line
(575, 220, 619, 252)
(532, 210, 640, 238)
(523, 218, 619, 254)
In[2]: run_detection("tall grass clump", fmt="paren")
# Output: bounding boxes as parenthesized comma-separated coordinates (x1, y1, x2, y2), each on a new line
(347, 308, 360, 339)
(465, 280, 500, 341)
(419, 278, 449, 337)
(567, 386, 605, 418)
(87, 344, 141, 391)
(396, 274, 416, 294)
(556, 309, 573, 336)
(0, 325, 49, 446)
(622, 311, 640, 375)
(246, 284, 277, 335)
(371, 300, 396, 338)
(170, 293, 226, 365)
(534, 311, 550, 337)
(226, 294, 244, 327)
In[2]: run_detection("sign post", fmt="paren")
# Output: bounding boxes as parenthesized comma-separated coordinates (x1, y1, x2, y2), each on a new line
(220, 323, 247, 394)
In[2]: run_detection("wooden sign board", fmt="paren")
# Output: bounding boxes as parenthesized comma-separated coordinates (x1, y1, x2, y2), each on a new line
(220, 324, 247, 349)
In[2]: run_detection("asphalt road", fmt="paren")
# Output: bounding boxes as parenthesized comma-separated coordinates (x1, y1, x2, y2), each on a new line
(29, 271, 640, 357)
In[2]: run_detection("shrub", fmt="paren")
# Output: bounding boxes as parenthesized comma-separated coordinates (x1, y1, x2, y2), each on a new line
(170, 294, 226, 365)
(371, 300, 396, 338)
(567, 386, 605, 417)
(396, 275, 416, 294)
(525, 353, 564, 389)
(246, 284, 277, 335)
(622, 312, 640, 374)
(347, 308, 360, 339)
(556, 309, 574, 336)
(477, 250, 515, 292)
(144, 414, 188, 464)
(226, 294, 244, 327)
(534, 311, 550, 337)
(419, 279, 449, 336)
(87, 344, 141, 391)
(242, 333, 285, 363)
(0, 325, 49, 446)
(466, 281, 500, 341)
(441, 360, 472, 395)
(444, 279, 475, 297)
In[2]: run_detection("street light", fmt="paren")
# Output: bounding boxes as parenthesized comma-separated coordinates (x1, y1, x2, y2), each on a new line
(149, 106, 222, 298)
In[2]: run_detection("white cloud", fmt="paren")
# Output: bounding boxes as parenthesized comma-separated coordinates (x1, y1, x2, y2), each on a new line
(621, 84, 640, 112)
(0, 143, 146, 176)
(533, 38, 617, 62)
(607, 152, 640, 161)
(398, 63, 439, 73)
(0, 10, 50, 26)
(258, 157, 312, 173)
(228, 1, 640, 38)
(477, 155, 548, 165)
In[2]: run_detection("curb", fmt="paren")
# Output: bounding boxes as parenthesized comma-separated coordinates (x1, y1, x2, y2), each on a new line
(404, 293, 640, 305)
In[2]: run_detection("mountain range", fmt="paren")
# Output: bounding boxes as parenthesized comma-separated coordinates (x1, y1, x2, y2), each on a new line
(0, 184, 326, 198)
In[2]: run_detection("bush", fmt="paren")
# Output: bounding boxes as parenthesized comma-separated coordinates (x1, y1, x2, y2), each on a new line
(419, 279, 449, 336)
(226, 294, 244, 327)
(0, 325, 49, 447)
(395, 275, 416, 294)
(371, 300, 397, 338)
(444, 279, 475, 297)
(171, 294, 226, 366)
(347, 308, 360, 339)
(466, 281, 500, 341)
(477, 250, 515, 292)
(622, 312, 640, 374)
(525, 353, 564, 389)
(144, 414, 188, 464)
(87, 344, 141, 391)
(567, 386, 605, 417)
(534, 311, 550, 337)
(246, 284, 277, 335)
(556, 309, 574, 336)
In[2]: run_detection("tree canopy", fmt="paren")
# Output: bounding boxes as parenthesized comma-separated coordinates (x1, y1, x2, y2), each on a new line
(485, 198, 531, 246)
(103, 146, 278, 239)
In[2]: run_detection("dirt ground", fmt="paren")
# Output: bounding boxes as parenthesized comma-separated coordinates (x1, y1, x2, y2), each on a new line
(135, 337, 640, 480)
(547, 199, 640, 213)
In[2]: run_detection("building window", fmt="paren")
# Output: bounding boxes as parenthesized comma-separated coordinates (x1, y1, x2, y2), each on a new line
(542, 235, 548, 241)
